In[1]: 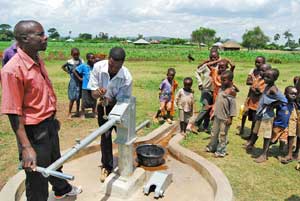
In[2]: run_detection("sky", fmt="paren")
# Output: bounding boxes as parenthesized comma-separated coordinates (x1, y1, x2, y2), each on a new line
(1, 0, 300, 43)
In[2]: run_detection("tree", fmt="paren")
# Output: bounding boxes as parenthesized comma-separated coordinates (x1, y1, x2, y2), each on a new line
(191, 27, 216, 48)
(78, 33, 92, 40)
(0, 24, 13, 41)
(0, 24, 11, 31)
(242, 26, 269, 50)
(283, 30, 293, 47)
(99, 32, 109, 40)
(274, 33, 280, 43)
(68, 30, 72, 39)
(47, 28, 60, 39)
(137, 34, 143, 40)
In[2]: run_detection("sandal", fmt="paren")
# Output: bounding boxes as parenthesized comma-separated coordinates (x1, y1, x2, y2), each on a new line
(279, 157, 293, 164)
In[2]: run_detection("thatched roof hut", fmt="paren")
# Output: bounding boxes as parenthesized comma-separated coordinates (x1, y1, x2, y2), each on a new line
(133, 39, 150, 45)
(223, 41, 241, 51)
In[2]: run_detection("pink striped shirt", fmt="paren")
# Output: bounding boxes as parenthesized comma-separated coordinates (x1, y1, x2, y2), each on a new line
(1, 48, 57, 125)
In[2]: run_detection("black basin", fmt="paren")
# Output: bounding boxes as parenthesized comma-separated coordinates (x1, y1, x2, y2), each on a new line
(136, 144, 166, 167)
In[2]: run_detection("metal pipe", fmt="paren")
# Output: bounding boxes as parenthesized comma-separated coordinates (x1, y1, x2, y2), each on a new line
(46, 117, 118, 173)
(135, 120, 151, 133)
(36, 167, 74, 181)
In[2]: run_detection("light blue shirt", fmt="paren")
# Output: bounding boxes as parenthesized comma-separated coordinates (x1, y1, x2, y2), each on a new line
(76, 63, 93, 90)
(88, 60, 132, 101)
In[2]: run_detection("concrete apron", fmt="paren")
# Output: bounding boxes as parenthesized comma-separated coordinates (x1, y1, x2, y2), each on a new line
(0, 122, 233, 201)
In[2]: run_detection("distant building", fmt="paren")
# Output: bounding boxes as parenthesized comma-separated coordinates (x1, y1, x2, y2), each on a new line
(212, 42, 223, 50)
(66, 38, 74, 42)
(150, 40, 160, 44)
(222, 41, 241, 51)
(133, 39, 150, 45)
(294, 47, 300, 51)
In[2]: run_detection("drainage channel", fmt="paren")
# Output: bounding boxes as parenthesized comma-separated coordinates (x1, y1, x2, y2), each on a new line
(19, 130, 214, 201)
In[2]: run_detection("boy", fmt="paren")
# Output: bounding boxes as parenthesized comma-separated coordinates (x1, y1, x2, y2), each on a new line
(239, 56, 266, 136)
(209, 59, 235, 103)
(292, 76, 300, 160)
(61, 48, 84, 119)
(73, 53, 97, 119)
(154, 68, 178, 123)
(175, 77, 194, 136)
(271, 86, 298, 163)
(206, 70, 237, 157)
(194, 50, 219, 132)
(245, 68, 287, 163)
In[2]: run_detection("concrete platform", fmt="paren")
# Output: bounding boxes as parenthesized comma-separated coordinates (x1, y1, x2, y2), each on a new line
(20, 151, 214, 201)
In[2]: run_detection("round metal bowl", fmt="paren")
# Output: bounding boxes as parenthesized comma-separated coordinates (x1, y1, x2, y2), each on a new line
(136, 144, 166, 167)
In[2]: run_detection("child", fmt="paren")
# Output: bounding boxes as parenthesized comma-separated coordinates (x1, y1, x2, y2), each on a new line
(292, 76, 300, 160)
(206, 70, 237, 157)
(241, 63, 271, 139)
(271, 86, 298, 164)
(62, 48, 84, 119)
(208, 59, 235, 103)
(175, 77, 194, 136)
(194, 50, 219, 132)
(154, 68, 178, 123)
(73, 53, 97, 119)
(239, 56, 266, 136)
(245, 68, 287, 163)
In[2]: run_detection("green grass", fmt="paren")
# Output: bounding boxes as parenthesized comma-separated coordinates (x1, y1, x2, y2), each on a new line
(1, 44, 300, 200)
(1, 41, 300, 63)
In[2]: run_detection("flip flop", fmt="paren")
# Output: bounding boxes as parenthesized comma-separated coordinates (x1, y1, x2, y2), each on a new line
(279, 157, 293, 164)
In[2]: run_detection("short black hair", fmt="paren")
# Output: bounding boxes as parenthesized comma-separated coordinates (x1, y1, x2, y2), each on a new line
(14, 20, 40, 41)
(293, 76, 300, 85)
(109, 47, 126, 61)
(184, 77, 193, 84)
(222, 70, 234, 81)
(285, 86, 296, 94)
(86, 53, 94, 59)
(261, 63, 272, 69)
(71, 48, 79, 54)
(256, 56, 266, 63)
(167, 67, 176, 74)
(210, 47, 219, 53)
(271, 68, 280, 81)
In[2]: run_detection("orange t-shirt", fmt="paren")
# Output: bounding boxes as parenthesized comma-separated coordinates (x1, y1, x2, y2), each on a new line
(210, 68, 221, 102)
(246, 70, 265, 110)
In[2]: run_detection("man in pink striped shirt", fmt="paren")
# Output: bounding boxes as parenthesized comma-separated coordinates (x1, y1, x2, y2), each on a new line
(1, 20, 81, 201)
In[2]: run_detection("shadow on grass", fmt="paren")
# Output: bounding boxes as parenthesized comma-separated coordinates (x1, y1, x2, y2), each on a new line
(285, 195, 300, 201)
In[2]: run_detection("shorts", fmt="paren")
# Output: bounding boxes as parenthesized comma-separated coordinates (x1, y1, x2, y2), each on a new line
(297, 110, 300, 136)
(179, 109, 192, 123)
(247, 109, 256, 121)
(253, 118, 274, 139)
(271, 126, 288, 143)
(82, 89, 96, 108)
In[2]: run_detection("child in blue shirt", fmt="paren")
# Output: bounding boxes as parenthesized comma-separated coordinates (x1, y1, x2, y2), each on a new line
(73, 53, 97, 119)
(245, 68, 287, 163)
(271, 86, 298, 163)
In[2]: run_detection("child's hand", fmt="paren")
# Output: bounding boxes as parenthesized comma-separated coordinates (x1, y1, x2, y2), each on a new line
(204, 105, 212, 110)
(225, 117, 232, 126)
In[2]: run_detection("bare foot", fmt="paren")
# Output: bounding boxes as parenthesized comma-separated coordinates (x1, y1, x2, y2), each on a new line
(75, 112, 80, 117)
(279, 156, 293, 164)
(254, 155, 268, 163)
(67, 113, 72, 120)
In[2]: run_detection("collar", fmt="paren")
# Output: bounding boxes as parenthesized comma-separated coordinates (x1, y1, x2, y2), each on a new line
(103, 60, 125, 79)
(17, 47, 42, 70)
